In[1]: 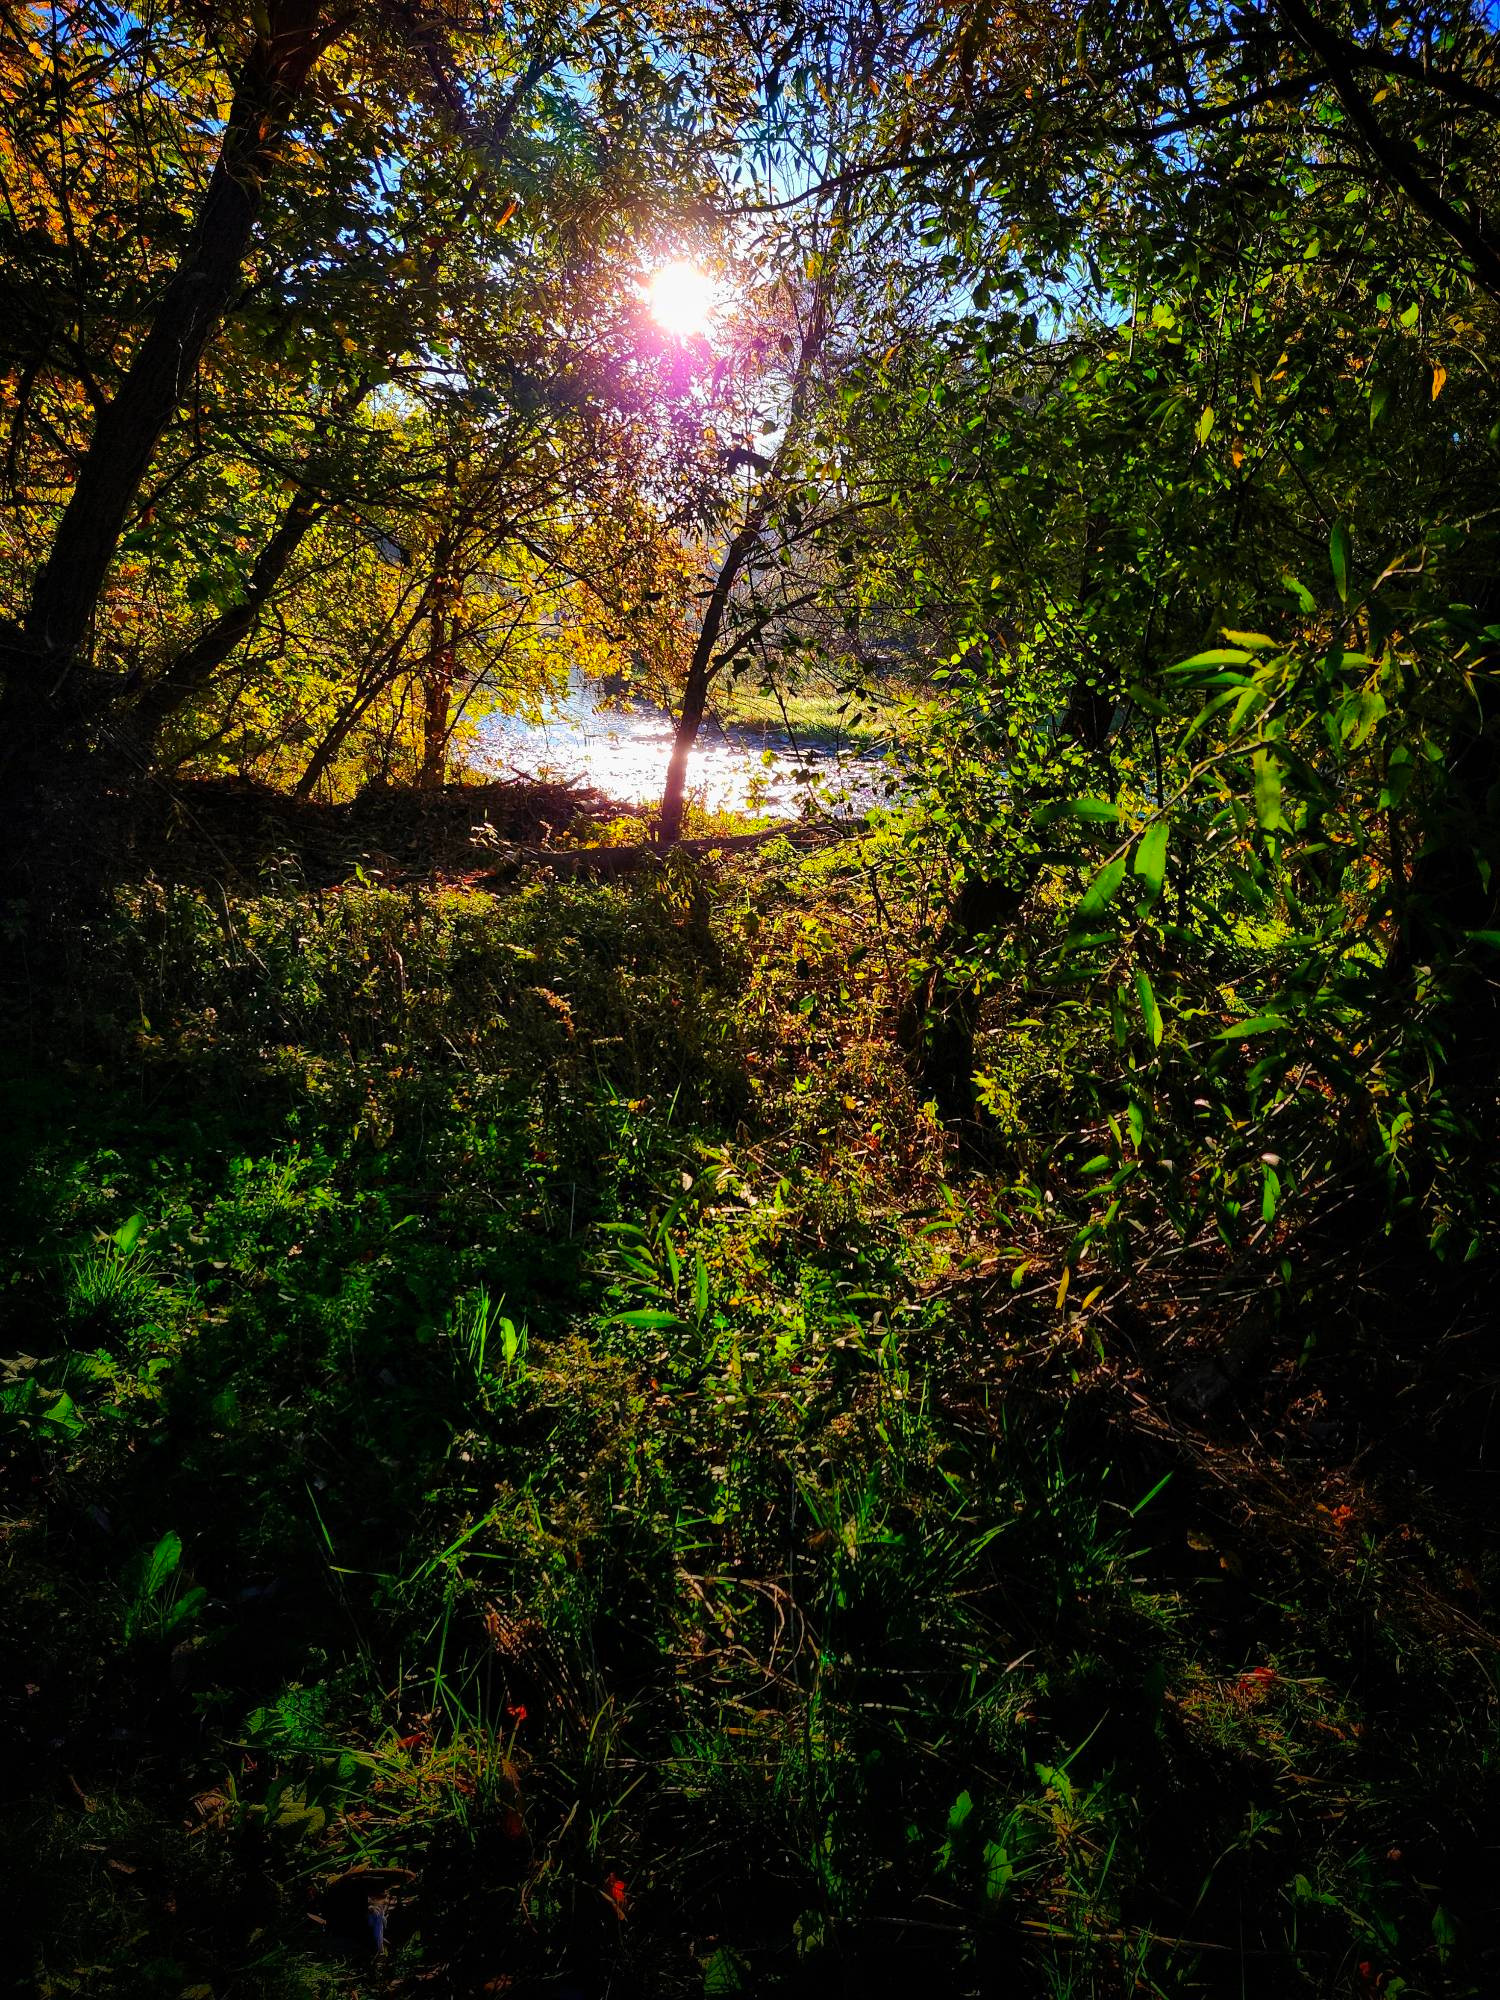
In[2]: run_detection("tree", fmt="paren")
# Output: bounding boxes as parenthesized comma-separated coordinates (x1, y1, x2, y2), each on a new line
(0, 1, 342, 796)
(0, 0, 761, 848)
(863, 0, 1500, 1239)
(636, 4, 935, 842)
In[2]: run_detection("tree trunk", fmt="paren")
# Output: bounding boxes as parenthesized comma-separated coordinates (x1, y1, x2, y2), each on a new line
(657, 217, 839, 846)
(657, 657, 711, 846)
(419, 610, 454, 789)
(294, 588, 437, 801)
(126, 491, 326, 767)
(899, 872, 1030, 1134)
(657, 524, 762, 845)
(296, 691, 373, 802)
(903, 643, 1121, 1128)
(123, 382, 372, 767)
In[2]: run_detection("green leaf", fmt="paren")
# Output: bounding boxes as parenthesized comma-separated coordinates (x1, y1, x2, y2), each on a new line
(1339, 689, 1386, 748)
(40, 1389, 83, 1436)
(1252, 748, 1287, 830)
(1215, 1013, 1286, 1038)
(112, 1212, 144, 1255)
(1067, 796, 1123, 823)
(1195, 404, 1215, 445)
(608, 1309, 686, 1330)
(1227, 685, 1265, 736)
(142, 1530, 182, 1598)
(693, 1251, 709, 1326)
(1431, 1906, 1457, 1967)
(1330, 520, 1352, 605)
(1181, 687, 1242, 745)
(1125, 681, 1171, 717)
(1171, 648, 1256, 670)
(982, 1841, 1014, 1901)
(1032, 796, 1121, 829)
(1035, 1762, 1074, 1804)
(1135, 968, 1163, 1048)
(703, 1946, 750, 1995)
(1076, 851, 1127, 918)
(1133, 821, 1168, 900)
(1129, 1470, 1174, 1516)
(1261, 1164, 1281, 1224)
(164, 1585, 207, 1635)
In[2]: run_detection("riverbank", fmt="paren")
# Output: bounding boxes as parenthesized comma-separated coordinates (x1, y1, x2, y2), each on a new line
(711, 681, 904, 757)
(30, 774, 643, 893)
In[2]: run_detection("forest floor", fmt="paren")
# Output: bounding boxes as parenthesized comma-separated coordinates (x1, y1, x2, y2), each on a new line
(1, 800, 1496, 1998)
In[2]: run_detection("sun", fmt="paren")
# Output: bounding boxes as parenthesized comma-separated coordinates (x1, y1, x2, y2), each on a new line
(647, 260, 717, 339)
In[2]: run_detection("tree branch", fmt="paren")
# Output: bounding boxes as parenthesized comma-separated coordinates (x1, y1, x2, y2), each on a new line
(1275, 0, 1500, 304)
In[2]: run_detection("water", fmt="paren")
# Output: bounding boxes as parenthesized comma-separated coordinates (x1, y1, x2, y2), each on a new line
(471, 672, 892, 818)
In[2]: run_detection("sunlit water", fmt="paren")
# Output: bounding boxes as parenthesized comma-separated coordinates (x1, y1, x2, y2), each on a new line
(472, 673, 894, 819)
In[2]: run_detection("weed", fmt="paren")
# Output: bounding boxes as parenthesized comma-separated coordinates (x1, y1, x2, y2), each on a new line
(1, 863, 1495, 1996)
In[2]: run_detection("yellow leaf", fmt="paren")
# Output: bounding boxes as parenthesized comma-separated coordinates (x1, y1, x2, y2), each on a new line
(1055, 1266, 1071, 1311)
(1431, 363, 1447, 400)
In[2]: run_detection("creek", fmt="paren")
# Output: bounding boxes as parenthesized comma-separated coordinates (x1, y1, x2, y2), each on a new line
(472, 672, 895, 818)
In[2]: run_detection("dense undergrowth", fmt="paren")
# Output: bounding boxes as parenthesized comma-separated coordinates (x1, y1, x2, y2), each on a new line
(2, 842, 1496, 1998)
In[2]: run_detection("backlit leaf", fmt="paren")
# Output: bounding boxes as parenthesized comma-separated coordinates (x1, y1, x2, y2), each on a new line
(1076, 851, 1127, 917)
(1135, 968, 1163, 1047)
(1252, 748, 1287, 830)
(1134, 820, 1167, 900)
(1330, 520, 1352, 604)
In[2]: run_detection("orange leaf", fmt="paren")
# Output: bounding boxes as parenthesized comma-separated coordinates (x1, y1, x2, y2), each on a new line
(1432, 362, 1447, 400)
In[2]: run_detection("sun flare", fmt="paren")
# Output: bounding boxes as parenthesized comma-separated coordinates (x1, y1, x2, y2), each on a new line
(647, 259, 717, 339)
